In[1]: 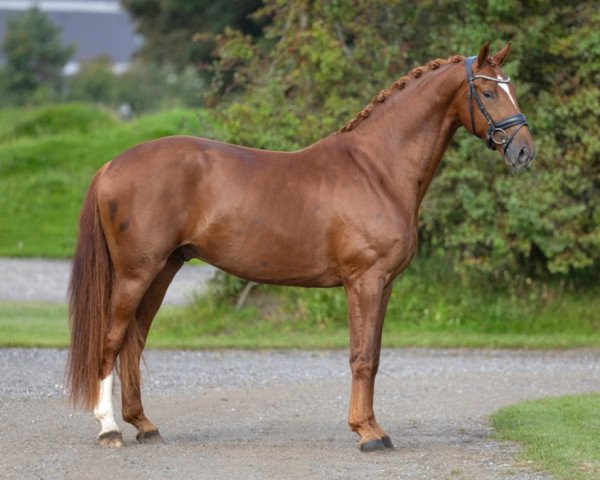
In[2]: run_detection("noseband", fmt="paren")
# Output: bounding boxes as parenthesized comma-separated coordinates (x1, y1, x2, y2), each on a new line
(465, 56, 528, 151)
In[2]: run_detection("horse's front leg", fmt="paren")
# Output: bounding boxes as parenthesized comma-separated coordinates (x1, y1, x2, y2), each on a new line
(344, 275, 393, 452)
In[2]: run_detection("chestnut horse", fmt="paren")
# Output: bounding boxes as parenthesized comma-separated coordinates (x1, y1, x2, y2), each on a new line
(67, 42, 534, 451)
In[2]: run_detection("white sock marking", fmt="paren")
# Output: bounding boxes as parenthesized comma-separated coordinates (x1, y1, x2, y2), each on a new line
(94, 373, 120, 435)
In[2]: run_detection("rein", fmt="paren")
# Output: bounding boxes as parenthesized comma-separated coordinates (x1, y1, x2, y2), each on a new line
(465, 56, 528, 151)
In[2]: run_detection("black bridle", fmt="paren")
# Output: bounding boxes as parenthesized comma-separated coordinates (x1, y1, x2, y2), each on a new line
(465, 56, 528, 152)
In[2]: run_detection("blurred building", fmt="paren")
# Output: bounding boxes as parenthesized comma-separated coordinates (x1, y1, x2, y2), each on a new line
(0, 0, 139, 74)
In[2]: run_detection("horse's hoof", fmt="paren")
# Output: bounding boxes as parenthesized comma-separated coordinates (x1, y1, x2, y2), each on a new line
(136, 429, 165, 444)
(97, 430, 124, 448)
(381, 435, 395, 449)
(359, 438, 386, 452)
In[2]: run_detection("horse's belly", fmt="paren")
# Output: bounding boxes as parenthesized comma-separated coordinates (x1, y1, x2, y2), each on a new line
(183, 230, 341, 287)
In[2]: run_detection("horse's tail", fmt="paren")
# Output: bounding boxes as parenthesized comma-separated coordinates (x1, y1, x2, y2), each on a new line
(66, 167, 113, 411)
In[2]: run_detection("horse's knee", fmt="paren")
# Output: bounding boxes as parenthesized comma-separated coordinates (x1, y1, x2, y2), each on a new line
(350, 354, 379, 379)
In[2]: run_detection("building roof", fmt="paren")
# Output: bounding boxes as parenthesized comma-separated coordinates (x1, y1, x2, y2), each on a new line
(0, 0, 139, 72)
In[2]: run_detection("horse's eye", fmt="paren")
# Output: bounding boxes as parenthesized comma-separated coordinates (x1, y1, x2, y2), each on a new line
(483, 91, 495, 99)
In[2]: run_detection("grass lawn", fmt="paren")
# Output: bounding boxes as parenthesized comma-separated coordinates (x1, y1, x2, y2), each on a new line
(1, 269, 598, 350)
(492, 394, 600, 480)
(0, 103, 221, 257)
(0, 303, 69, 348)
(1, 300, 595, 350)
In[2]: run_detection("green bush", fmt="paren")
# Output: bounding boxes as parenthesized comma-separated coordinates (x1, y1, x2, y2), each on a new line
(167, 255, 600, 349)
(207, 0, 600, 279)
(66, 57, 117, 105)
(64, 59, 206, 114)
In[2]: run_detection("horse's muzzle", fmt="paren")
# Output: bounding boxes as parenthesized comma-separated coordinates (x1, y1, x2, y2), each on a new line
(505, 133, 535, 172)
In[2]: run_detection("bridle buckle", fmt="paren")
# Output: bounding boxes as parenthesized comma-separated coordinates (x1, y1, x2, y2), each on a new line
(488, 127, 508, 149)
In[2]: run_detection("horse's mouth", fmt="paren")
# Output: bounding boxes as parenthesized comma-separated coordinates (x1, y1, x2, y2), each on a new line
(506, 145, 535, 173)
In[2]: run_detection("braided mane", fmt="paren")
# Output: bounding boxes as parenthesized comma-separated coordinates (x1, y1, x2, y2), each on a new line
(339, 54, 467, 133)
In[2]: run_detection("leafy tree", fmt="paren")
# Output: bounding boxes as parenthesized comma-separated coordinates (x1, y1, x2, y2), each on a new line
(66, 57, 117, 105)
(121, 0, 265, 70)
(419, 1, 600, 276)
(113, 62, 204, 112)
(66, 58, 205, 113)
(1, 7, 74, 102)
(208, 0, 599, 278)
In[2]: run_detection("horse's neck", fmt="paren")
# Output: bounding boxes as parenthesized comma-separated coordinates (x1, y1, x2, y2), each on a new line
(337, 63, 463, 206)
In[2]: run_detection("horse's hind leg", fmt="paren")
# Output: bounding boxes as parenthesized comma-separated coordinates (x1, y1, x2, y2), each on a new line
(94, 265, 160, 447)
(121, 253, 184, 444)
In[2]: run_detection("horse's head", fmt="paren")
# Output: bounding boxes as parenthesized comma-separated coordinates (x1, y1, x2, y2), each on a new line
(457, 42, 535, 171)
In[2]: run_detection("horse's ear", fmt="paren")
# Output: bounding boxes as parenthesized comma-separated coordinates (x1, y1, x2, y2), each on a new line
(477, 41, 491, 67)
(492, 42, 512, 67)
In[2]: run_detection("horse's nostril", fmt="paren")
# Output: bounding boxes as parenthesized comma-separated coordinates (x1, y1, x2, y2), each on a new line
(518, 146, 530, 163)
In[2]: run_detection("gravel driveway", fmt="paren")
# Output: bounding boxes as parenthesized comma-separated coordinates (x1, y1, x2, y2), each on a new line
(1, 258, 599, 479)
(0, 257, 216, 304)
(1, 348, 599, 480)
